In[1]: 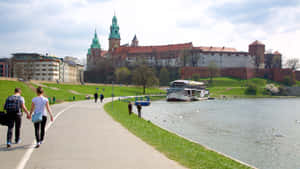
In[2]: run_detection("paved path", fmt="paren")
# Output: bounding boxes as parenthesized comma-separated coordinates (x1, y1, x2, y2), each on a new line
(0, 99, 185, 169)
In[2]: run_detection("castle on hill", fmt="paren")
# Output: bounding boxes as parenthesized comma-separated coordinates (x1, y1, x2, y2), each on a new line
(84, 15, 292, 83)
(87, 15, 282, 72)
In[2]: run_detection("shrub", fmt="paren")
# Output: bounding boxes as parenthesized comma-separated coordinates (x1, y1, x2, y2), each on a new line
(191, 74, 200, 81)
(245, 83, 257, 95)
(283, 75, 296, 86)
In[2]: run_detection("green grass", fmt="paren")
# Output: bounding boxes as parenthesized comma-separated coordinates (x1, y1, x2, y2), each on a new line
(0, 80, 35, 111)
(201, 77, 281, 98)
(104, 100, 251, 169)
(42, 83, 165, 101)
(31, 83, 85, 102)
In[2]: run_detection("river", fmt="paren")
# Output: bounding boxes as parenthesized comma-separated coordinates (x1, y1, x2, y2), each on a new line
(142, 98, 300, 169)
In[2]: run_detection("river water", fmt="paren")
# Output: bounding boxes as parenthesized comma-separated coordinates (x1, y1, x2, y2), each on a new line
(142, 98, 300, 169)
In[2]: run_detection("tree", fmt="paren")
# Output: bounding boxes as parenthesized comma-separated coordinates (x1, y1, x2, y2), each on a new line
(208, 61, 219, 83)
(285, 58, 299, 70)
(245, 83, 257, 95)
(115, 67, 131, 84)
(132, 64, 159, 94)
(180, 49, 191, 66)
(159, 67, 170, 86)
(283, 75, 296, 86)
(192, 73, 200, 81)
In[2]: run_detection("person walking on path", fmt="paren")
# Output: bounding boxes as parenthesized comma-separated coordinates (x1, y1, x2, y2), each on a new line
(136, 104, 142, 118)
(100, 93, 104, 103)
(94, 92, 98, 103)
(128, 102, 132, 115)
(4, 88, 30, 148)
(29, 86, 54, 148)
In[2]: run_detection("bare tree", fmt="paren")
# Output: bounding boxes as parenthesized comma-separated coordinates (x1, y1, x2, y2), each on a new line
(208, 61, 219, 83)
(285, 58, 299, 70)
(115, 67, 131, 84)
(132, 64, 159, 94)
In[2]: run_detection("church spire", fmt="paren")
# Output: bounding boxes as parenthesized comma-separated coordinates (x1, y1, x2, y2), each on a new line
(109, 15, 121, 40)
(108, 14, 121, 51)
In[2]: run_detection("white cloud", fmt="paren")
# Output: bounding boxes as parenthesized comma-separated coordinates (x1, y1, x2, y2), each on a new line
(0, 0, 299, 64)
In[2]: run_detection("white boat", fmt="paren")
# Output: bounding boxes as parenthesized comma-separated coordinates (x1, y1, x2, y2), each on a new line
(166, 80, 208, 101)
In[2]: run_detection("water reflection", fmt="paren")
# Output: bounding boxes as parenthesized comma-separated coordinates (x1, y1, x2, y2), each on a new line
(143, 98, 300, 169)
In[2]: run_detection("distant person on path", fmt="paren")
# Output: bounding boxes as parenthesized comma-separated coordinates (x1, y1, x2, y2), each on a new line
(100, 93, 104, 103)
(30, 86, 54, 148)
(136, 104, 142, 118)
(128, 102, 132, 115)
(4, 88, 30, 148)
(94, 92, 98, 103)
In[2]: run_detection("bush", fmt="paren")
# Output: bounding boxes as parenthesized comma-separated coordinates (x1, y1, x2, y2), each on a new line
(283, 75, 296, 86)
(245, 83, 257, 95)
(191, 74, 200, 81)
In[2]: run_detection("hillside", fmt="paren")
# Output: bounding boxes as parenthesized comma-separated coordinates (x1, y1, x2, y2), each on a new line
(199, 77, 282, 98)
(0, 80, 35, 111)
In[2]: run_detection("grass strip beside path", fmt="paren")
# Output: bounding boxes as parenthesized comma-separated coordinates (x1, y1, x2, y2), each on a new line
(0, 80, 35, 111)
(104, 99, 251, 169)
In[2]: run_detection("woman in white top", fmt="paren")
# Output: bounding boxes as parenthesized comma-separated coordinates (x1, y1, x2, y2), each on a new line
(30, 86, 53, 148)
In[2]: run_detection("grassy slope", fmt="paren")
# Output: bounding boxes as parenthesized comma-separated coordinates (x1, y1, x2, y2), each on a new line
(200, 77, 280, 98)
(43, 83, 164, 101)
(104, 100, 251, 169)
(0, 80, 35, 111)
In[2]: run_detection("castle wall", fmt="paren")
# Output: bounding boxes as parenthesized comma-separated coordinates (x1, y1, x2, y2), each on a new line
(192, 52, 255, 68)
(295, 71, 300, 81)
(181, 67, 294, 83)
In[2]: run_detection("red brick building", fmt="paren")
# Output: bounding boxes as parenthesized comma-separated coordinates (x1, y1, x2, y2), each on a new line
(0, 58, 11, 77)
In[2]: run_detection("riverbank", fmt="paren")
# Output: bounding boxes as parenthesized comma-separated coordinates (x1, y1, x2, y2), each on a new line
(200, 77, 300, 98)
(104, 98, 253, 169)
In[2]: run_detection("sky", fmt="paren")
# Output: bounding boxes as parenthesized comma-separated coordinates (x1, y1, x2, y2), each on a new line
(0, 0, 299, 65)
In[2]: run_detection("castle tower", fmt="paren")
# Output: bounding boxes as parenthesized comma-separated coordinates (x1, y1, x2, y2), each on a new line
(249, 40, 265, 69)
(87, 30, 102, 70)
(108, 15, 121, 51)
(131, 34, 139, 47)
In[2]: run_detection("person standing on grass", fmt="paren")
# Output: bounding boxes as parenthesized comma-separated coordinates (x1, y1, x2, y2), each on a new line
(30, 86, 54, 148)
(136, 104, 142, 118)
(94, 92, 98, 103)
(4, 88, 30, 148)
(100, 93, 104, 103)
(128, 102, 132, 115)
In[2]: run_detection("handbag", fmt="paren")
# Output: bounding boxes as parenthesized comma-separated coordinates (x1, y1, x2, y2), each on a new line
(0, 111, 9, 126)
(32, 112, 43, 123)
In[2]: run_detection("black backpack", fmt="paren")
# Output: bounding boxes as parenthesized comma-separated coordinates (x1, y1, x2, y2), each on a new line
(4, 96, 22, 114)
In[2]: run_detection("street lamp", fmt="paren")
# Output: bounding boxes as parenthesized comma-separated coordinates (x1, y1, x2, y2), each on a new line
(112, 81, 114, 113)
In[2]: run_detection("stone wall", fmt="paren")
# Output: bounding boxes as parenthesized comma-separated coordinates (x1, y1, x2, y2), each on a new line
(286, 87, 300, 96)
(181, 67, 295, 83)
(295, 71, 300, 81)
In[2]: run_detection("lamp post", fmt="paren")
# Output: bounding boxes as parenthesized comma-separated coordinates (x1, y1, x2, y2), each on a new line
(112, 81, 114, 113)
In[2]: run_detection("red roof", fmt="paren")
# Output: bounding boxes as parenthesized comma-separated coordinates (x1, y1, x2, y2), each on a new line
(194, 46, 237, 52)
(273, 51, 281, 55)
(101, 50, 108, 56)
(250, 40, 265, 46)
(113, 42, 193, 54)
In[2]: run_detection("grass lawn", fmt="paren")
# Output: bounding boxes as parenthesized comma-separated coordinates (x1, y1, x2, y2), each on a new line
(104, 100, 251, 169)
(31, 83, 85, 102)
(0, 80, 36, 111)
(43, 83, 165, 101)
(202, 77, 281, 98)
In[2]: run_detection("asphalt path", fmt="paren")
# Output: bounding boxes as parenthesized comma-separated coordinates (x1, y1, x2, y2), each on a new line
(0, 98, 185, 169)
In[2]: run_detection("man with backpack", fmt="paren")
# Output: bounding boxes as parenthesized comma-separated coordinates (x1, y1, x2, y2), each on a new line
(100, 93, 104, 103)
(4, 88, 30, 148)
